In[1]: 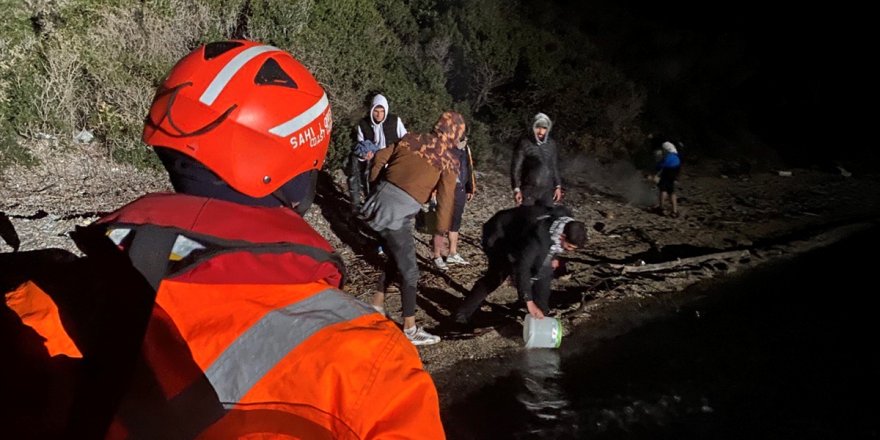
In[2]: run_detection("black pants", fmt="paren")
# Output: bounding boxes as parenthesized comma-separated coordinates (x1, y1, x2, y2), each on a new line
(347, 155, 371, 210)
(377, 216, 420, 318)
(658, 166, 680, 194)
(450, 186, 468, 232)
(454, 251, 552, 322)
(521, 185, 555, 207)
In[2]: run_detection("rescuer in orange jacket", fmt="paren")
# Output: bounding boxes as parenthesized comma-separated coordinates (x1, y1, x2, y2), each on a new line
(1, 40, 445, 439)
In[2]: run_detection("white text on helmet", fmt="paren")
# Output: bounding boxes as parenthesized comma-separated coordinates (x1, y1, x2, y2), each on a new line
(289, 126, 328, 149)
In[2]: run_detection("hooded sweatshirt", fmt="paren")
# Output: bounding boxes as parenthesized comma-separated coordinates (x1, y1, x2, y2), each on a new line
(533, 113, 552, 146)
(356, 94, 408, 149)
(657, 141, 681, 169)
(511, 113, 562, 191)
(370, 112, 466, 232)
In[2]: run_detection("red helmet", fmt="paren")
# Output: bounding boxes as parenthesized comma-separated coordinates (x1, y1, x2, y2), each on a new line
(143, 40, 332, 198)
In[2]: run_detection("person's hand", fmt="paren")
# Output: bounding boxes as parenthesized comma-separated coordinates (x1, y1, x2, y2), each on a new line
(466, 192, 474, 202)
(553, 187, 563, 202)
(651, 174, 660, 184)
(551, 258, 559, 269)
(526, 300, 544, 319)
(514, 190, 523, 206)
(364, 151, 375, 160)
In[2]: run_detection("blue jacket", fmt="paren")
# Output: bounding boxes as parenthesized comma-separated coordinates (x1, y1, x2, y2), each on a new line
(657, 152, 681, 170)
(353, 139, 381, 158)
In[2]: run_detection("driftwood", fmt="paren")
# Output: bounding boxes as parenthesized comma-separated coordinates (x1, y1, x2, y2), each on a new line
(610, 250, 751, 274)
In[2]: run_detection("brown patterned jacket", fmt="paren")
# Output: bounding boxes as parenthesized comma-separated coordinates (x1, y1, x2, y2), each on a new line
(370, 112, 466, 232)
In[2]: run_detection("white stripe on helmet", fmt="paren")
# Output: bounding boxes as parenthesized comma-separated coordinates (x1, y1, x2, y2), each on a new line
(199, 45, 280, 106)
(268, 92, 329, 137)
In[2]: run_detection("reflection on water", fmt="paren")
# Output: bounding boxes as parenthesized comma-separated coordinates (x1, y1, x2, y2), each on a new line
(444, 226, 880, 439)
(515, 350, 578, 437)
(444, 349, 581, 440)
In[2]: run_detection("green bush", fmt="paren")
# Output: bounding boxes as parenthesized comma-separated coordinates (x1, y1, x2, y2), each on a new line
(0, 123, 37, 172)
(0, 1, 40, 136)
(1, 0, 645, 172)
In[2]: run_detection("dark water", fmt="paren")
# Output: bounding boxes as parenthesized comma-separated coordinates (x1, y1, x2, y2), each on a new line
(443, 226, 880, 439)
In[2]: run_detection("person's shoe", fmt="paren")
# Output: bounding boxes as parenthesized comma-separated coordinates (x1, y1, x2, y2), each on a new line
(448, 316, 475, 336)
(371, 304, 387, 317)
(433, 257, 449, 271)
(446, 253, 469, 265)
(404, 326, 441, 346)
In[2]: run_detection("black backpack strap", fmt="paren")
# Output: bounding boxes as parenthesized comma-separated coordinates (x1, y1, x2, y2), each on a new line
(64, 223, 175, 438)
(127, 225, 179, 291)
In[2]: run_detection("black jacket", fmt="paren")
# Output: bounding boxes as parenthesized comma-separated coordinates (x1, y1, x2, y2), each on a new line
(481, 205, 572, 301)
(453, 145, 475, 193)
(510, 137, 562, 191)
(356, 114, 403, 147)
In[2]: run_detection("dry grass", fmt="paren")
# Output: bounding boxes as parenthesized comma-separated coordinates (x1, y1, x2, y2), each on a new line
(38, 41, 82, 134)
(8, 1, 252, 164)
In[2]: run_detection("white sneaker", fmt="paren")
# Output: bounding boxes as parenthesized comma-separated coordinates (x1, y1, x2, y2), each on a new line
(433, 257, 449, 271)
(446, 253, 469, 265)
(404, 326, 441, 346)
(371, 304, 386, 316)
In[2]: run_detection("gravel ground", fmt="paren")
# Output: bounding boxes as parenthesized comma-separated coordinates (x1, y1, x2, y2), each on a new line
(4, 141, 880, 385)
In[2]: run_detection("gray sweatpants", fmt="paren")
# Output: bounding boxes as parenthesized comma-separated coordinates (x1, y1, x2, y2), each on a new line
(377, 217, 419, 318)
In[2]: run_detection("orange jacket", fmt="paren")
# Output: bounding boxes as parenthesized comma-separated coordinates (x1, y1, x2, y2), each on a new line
(3, 193, 445, 439)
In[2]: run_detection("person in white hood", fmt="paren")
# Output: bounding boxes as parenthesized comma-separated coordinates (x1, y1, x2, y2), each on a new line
(348, 94, 408, 211)
(511, 113, 563, 206)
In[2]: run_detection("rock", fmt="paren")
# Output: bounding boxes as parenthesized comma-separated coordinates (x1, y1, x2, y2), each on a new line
(74, 129, 94, 144)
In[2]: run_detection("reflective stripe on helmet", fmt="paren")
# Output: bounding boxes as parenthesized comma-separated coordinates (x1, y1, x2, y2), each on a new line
(199, 45, 281, 106)
(268, 92, 330, 137)
(204, 288, 373, 405)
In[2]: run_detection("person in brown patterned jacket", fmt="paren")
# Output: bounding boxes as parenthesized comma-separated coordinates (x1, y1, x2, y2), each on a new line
(361, 111, 466, 345)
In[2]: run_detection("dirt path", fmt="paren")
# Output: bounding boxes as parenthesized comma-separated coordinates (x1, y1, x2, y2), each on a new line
(310, 163, 880, 377)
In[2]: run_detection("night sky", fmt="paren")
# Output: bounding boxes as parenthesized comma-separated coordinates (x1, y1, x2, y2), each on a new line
(550, 0, 872, 166)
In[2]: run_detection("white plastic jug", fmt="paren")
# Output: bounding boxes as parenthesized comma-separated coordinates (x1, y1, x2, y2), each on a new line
(522, 314, 562, 348)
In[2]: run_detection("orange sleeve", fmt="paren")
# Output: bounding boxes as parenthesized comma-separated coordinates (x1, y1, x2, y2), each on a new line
(5, 281, 82, 358)
(215, 309, 445, 439)
(358, 332, 446, 440)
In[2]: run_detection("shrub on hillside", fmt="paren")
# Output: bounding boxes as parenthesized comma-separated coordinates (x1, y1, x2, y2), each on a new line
(1, 0, 645, 172)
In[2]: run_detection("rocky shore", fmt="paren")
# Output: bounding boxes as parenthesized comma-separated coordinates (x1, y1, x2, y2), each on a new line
(4, 142, 879, 394)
